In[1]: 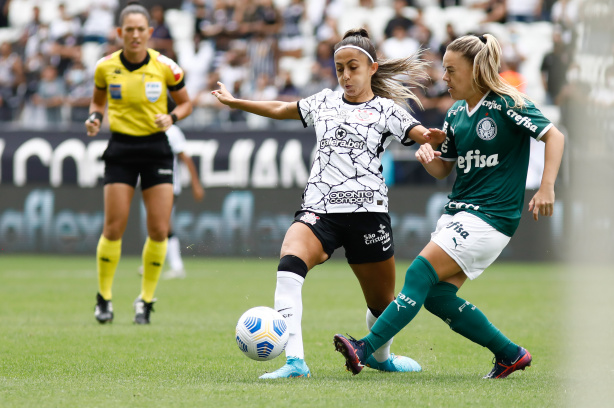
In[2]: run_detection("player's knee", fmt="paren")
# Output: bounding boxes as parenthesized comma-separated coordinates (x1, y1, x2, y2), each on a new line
(278, 255, 308, 279)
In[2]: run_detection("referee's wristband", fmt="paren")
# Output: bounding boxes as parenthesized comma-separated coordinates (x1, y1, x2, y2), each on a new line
(88, 111, 103, 123)
(170, 112, 178, 124)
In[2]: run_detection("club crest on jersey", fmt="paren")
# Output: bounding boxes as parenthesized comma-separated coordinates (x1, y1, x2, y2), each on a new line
(476, 117, 497, 141)
(300, 212, 320, 225)
(145, 82, 162, 102)
(354, 109, 376, 123)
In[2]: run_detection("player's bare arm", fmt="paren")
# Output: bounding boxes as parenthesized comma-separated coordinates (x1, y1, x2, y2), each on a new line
(408, 125, 446, 147)
(212, 82, 300, 120)
(415, 143, 454, 180)
(85, 87, 107, 137)
(528, 126, 565, 221)
(178, 152, 205, 202)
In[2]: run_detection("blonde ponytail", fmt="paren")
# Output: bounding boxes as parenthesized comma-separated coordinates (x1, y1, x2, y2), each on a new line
(447, 34, 529, 109)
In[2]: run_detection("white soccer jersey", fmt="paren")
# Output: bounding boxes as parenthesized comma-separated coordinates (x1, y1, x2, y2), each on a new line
(298, 89, 420, 213)
(166, 124, 187, 196)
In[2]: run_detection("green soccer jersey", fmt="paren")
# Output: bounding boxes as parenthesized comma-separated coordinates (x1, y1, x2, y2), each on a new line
(439, 91, 553, 236)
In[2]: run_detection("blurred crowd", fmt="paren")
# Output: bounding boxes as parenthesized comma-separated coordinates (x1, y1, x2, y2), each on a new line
(0, 0, 598, 132)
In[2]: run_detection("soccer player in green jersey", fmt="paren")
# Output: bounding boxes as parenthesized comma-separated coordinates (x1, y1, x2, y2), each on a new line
(333, 33, 565, 379)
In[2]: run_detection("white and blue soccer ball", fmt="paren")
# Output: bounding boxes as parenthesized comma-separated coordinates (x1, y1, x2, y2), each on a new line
(235, 306, 289, 361)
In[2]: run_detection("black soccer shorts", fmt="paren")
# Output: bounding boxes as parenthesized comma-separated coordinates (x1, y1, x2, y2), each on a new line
(293, 210, 394, 264)
(102, 132, 174, 189)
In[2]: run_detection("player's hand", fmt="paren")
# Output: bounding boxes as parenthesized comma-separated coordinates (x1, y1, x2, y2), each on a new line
(155, 113, 173, 130)
(192, 183, 205, 202)
(211, 82, 234, 106)
(85, 117, 100, 137)
(528, 187, 555, 221)
(415, 143, 441, 164)
(424, 128, 446, 145)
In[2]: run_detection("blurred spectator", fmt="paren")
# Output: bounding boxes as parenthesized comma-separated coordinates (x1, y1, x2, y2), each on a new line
(218, 46, 248, 99)
(381, 25, 419, 59)
(150, 5, 175, 59)
(279, 0, 305, 58)
(181, 34, 214, 96)
(438, 23, 457, 57)
(474, 0, 506, 24)
(82, 0, 118, 44)
(192, 70, 226, 127)
(32, 65, 66, 124)
(412, 54, 453, 128)
(550, 0, 579, 46)
(193, 0, 208, 42)
(384, 0, 414, 40)
(540, 0, 557, 21)
(440, 0, 461, 7)
(49, 3, 82, 76)
(199, 0, 240, 68)
(0, 41, 24, 121)
(247, 73, 277, 128)
(500, 56, 526, 92)
(246, 30, 278, 89)
(18, 5, 42, 55)
(314, 41, 333, 72)
(65, 59, 92, 123)
(315, 14, 340, 45)
(276, 70, 300, 102)
(300, 61, 337, 98)
(0, 0, 10, 28)
(506, 0, 539, 23)
(409, 15, 438, 51)
(49, 3, 81, 43)
(540, 29, 571, 105)
(238, 0, 281, 38)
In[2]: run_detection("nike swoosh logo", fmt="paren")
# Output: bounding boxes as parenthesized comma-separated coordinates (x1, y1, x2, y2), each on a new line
(382, 245, 391, 251)
(277, 307, 292, 313)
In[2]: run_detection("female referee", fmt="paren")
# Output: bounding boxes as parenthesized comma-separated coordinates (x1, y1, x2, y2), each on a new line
(86, 3, 192, 325)
(334, 33, 565, 379)
(213, 28, 444, 379)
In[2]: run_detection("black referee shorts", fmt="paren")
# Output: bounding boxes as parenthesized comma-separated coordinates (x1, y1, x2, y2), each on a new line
(102, 132, 174, 190)
(293, 211, 394, 264)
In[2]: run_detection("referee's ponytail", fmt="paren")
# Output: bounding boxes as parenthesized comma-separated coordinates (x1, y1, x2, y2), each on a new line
(119, 1, 151, 26)
(447, 34, 529, 109)
(334, 28, 428, 111)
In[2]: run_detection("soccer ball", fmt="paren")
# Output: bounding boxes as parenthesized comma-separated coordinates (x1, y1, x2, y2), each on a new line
(235, 306, 289, 361)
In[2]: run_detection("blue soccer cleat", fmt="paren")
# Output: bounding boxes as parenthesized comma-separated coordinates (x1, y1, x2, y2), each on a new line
(483, 347, 532, 379)
(259, 357, 311, 379)
(365, 354, 422, 372)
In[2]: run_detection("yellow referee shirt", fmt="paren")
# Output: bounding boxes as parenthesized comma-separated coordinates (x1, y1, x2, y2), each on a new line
(94, 49, 185, 136)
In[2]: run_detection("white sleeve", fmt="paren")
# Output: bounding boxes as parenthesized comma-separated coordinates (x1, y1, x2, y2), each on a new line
(387, 103, 421, 146)
(297, 88, 332, 128)
(166, 125, 186, 155)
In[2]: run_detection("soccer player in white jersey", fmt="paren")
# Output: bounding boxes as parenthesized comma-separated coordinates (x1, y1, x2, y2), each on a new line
(213, 28, 445, 379)
(334, 34, 565, 379)
(164, 125, 204, 278)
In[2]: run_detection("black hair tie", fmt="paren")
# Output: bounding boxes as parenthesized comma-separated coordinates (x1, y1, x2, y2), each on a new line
(478, 35, 487, 44)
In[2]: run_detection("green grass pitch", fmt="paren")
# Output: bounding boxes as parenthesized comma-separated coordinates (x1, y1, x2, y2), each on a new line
(0, 256, 567, 407)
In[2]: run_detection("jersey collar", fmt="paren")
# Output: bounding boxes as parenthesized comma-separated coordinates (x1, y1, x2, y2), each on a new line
(465, 90, 491, 117)
(120, 50, 151, 72)
(342, 94, 376, 105)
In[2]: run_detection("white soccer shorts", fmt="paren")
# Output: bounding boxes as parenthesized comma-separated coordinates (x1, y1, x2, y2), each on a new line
(430, 212, 511, 280)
